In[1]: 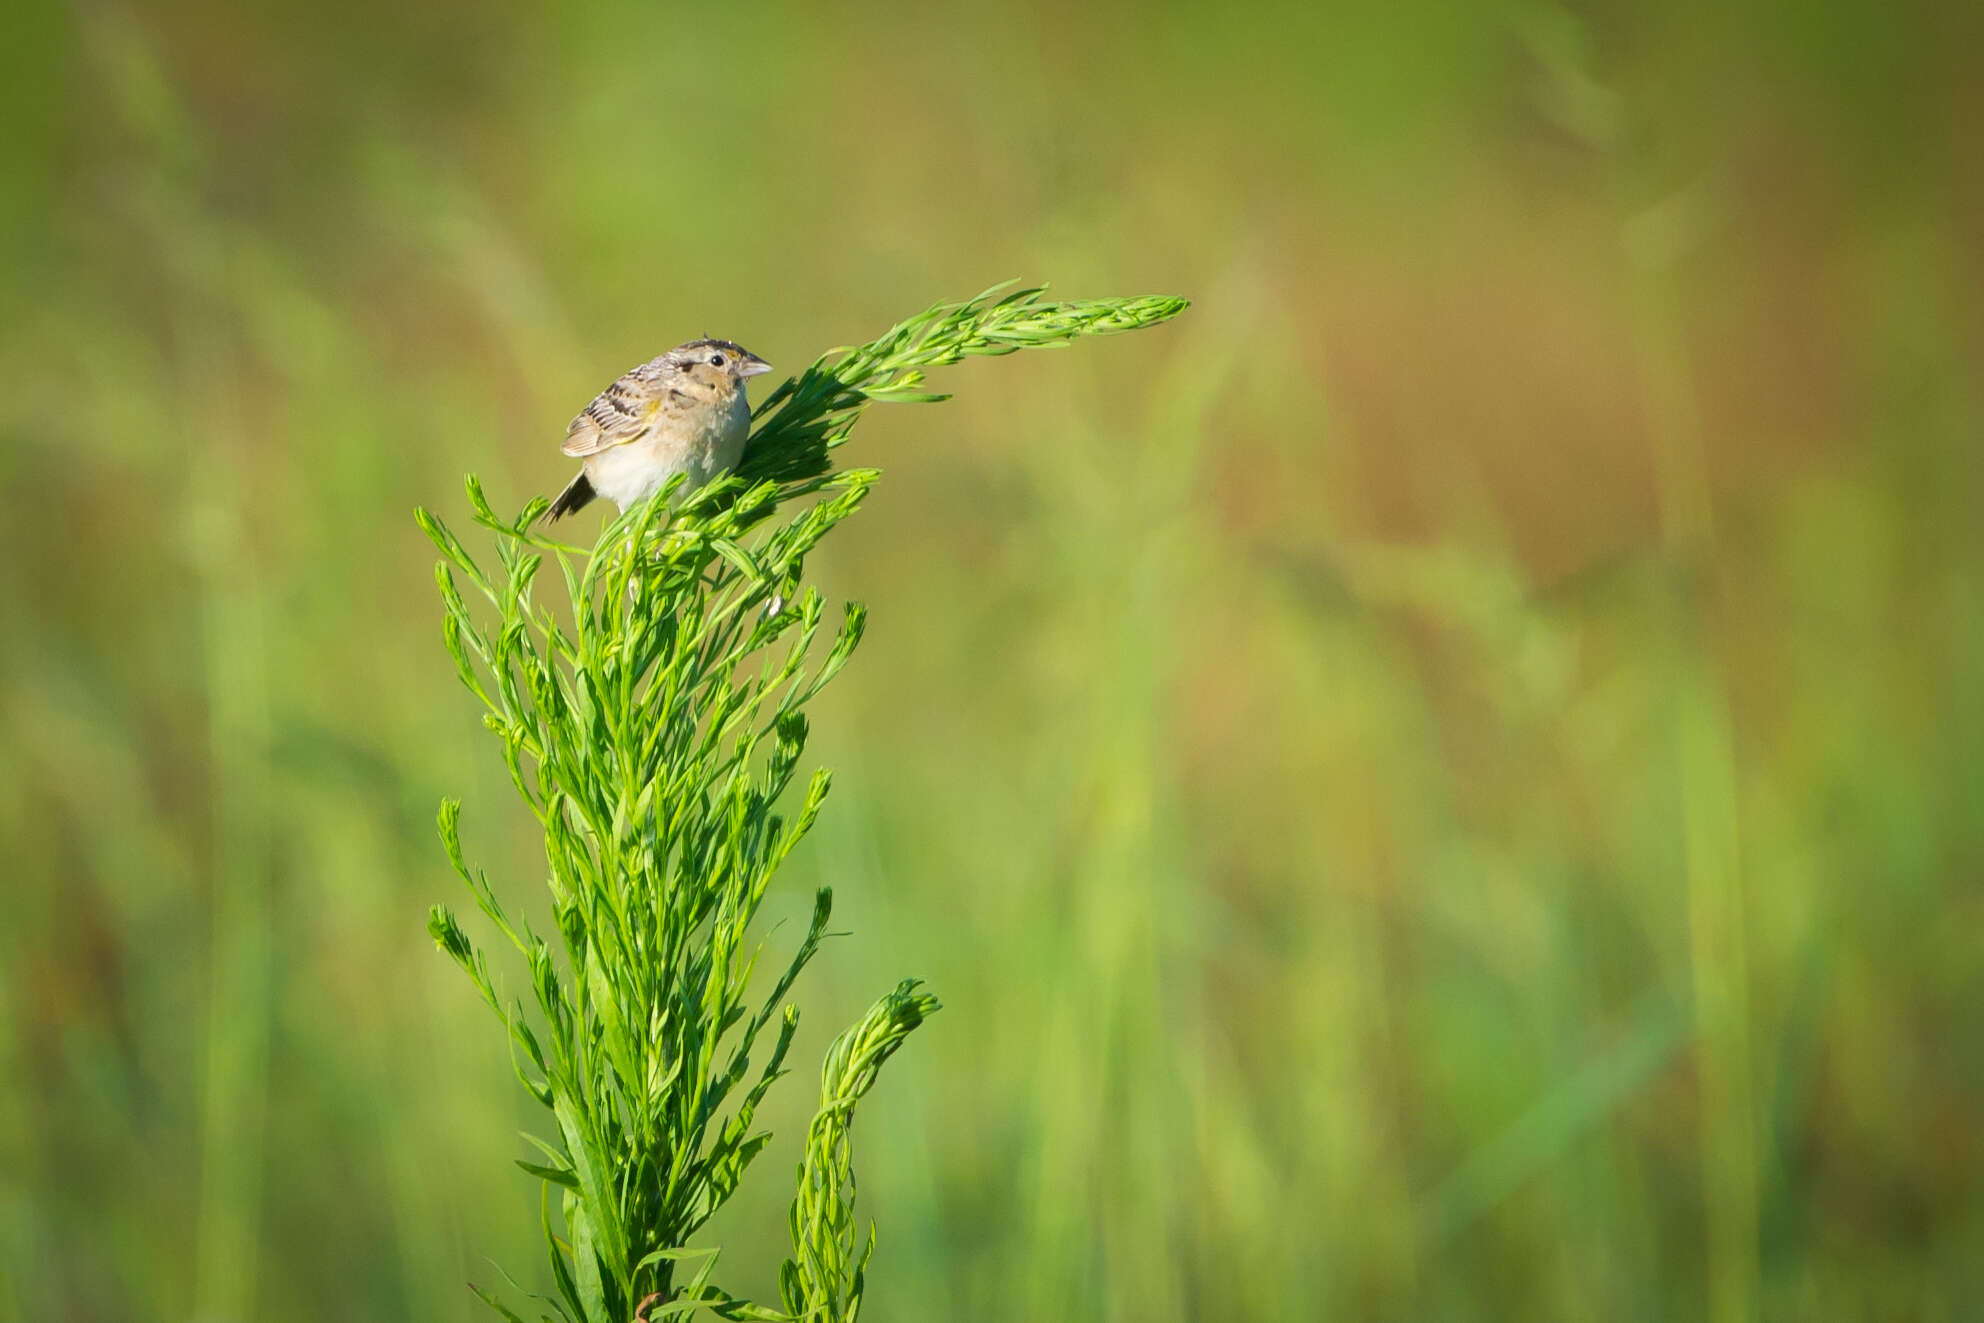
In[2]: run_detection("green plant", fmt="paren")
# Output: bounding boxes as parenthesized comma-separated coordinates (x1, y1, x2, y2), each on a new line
(417, 285, 1188, 1323)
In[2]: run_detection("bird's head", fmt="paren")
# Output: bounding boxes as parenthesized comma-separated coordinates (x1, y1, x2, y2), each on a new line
(665, 338, 773, 396)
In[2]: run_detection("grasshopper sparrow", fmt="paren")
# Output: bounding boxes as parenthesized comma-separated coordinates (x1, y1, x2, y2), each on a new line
(548, 338, 773, 520)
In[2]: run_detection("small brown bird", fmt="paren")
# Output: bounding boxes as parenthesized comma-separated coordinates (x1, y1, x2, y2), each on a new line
(548, 338, 773, 520)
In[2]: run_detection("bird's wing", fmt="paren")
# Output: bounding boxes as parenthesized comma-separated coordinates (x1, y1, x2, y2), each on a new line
(562, 369, 664, 457)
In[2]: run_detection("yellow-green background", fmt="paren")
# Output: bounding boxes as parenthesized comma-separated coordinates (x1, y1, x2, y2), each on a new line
(4, 2, 1981, 1320)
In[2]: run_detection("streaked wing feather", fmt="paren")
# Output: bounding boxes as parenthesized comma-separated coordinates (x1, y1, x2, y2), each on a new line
(562, 372, 662, 457)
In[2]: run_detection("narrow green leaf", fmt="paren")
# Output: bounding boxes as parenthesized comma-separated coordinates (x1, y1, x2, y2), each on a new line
(468, 1282, 531, 1323)
(516, 1159, 581, 1190)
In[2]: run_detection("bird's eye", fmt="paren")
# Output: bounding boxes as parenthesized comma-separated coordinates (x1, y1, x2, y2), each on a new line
(709, 353, 726, 367)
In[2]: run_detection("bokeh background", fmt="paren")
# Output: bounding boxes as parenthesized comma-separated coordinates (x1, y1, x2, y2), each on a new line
(4, 1, 1982, 1320)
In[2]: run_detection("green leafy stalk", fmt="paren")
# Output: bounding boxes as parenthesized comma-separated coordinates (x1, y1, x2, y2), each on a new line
(418, 284, 1186, 1322)
(781, 982, 941, 1323)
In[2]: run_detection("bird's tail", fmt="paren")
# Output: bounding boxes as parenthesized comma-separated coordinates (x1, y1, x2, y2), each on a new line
(547, 470, 595, 521)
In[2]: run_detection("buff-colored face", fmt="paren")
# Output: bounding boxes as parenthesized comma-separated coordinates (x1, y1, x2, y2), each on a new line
(663, 339, 772, 397)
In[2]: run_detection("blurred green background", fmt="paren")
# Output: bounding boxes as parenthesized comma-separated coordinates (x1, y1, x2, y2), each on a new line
(4, 1, 1982, 1320)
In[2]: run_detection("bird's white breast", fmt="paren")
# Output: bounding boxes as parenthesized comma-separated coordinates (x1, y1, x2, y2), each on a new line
(584, 390, 751, 510)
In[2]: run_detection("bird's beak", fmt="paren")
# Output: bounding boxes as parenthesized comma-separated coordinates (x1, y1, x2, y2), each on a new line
(739, 357, 774, 378)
